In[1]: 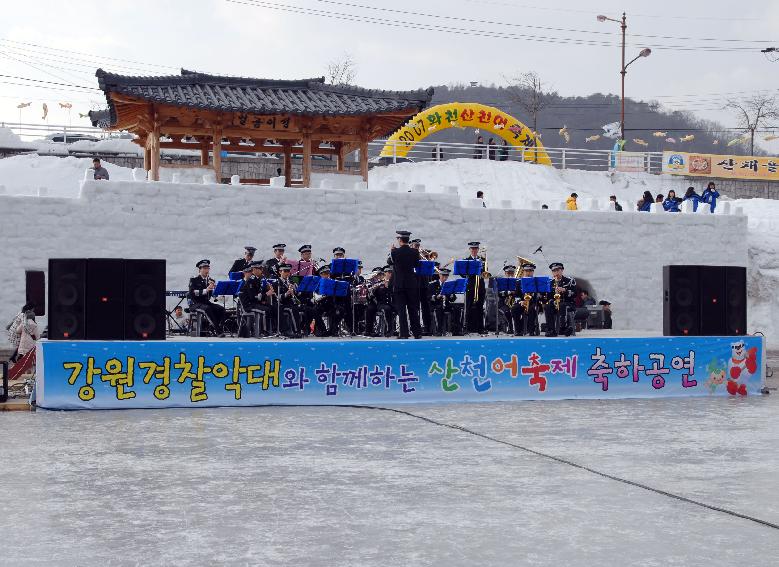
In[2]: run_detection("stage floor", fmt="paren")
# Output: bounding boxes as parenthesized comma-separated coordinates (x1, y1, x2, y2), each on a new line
(2, 395, 778, 566)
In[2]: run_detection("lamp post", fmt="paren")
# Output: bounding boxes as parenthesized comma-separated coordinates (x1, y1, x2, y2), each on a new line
(597, 13, 651, 141)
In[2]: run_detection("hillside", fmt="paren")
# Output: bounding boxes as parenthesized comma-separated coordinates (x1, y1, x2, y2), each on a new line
(426, 84, 752, 155)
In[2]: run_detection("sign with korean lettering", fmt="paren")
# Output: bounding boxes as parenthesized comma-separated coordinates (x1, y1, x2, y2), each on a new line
(380, 102, 552, 165)
(663, 151, 779, 180)
(35, 336, 765, 410)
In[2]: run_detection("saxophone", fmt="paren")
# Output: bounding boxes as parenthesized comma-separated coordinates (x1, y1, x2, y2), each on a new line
(553, 277, 562, 311)
(522, 293, 532, 313)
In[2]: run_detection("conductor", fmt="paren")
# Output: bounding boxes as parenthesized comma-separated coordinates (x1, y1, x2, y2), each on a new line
(390, 230, 422, 339)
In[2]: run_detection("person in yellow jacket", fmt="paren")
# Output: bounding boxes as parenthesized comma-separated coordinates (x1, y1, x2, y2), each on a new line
(566, 192, 578, 210)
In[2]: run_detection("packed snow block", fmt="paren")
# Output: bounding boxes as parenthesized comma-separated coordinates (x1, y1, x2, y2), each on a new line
(353, 181, 368, 191)
(132, 168, 146, 181)
(82, 168, 92, 182)
(650, 203, 662, 213)
(530, 200, 541, 210)
(558, 201, 567, 211)
(38, 187, 49, 197)
(444, 185, 459, 195)
(319, 179, 333, 189)
(463, 198, 486, 209)
(269, 176, 285, 187)
(202, 172, 217, 184)
(624, 200, 635, 212)
(500, 199, 513, 209)
(381, 181, 399, 193)
(411, 184, 426, 193)
(607, 201, 616, 211)
(734, 206, 744, 216)
(588, 198, 600, 211)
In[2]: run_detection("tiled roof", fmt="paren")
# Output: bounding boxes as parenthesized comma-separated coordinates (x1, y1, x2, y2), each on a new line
(92, 68, 433, 126)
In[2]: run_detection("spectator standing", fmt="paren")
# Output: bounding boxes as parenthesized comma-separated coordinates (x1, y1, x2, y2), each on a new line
(599, 300, 613, 329)
(566, 192, 578, 210)
(638, 190, 653, 212)
(683, 186, 701, 212)
(15, 310, 39, 359)
(476, 190, 487, 208)
(609, 195, 623, 211)
(5, 302, 33, 362)
(473, 135, 485, 159)
(498, 140, 509, 161)
(655, 194, 664, 204)
(663, 190, 682, 212)
(701, 181, 720, 212)
(92, 157, 110, 180)
(487, 138, 497, 160)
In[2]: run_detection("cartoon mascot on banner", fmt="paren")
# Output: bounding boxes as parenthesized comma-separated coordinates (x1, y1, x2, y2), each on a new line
(726, 340, 758, 396)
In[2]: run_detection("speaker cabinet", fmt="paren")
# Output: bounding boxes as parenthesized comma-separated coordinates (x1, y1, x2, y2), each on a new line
(86, 258, 126, 340)
(663, 265, 746, 336)
(124, 259, 166, 340)
(25, 270, 46, 316)
(663, 265, 700, 336)
(48, 259, 87, 340)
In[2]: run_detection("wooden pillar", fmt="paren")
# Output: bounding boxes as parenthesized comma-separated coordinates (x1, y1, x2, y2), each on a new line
(335, 142, 345, 173)
(359, 137, 369, 183)
(302, 134, 312, 188)
(143, 139, 151, 173)
(282, 142, 292, 188)
(150, 120, 161, 181)
(213, 129, 222, 183)
(200, 140, 209, 166)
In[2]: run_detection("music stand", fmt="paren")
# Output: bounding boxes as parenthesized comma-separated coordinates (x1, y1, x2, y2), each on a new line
(330, 258, 359, 276)
(298, 276, 321, 293)
(520, 277, 537, 293)
(415, 261, 436, 276)
(535, 276, 552, 293)
(441, 279, 467, 335)
(490, 278, 519, 336)
(228, 271, 243, 281)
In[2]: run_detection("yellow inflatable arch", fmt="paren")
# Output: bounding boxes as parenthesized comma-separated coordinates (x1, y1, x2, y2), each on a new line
(380, 102, 551, 165)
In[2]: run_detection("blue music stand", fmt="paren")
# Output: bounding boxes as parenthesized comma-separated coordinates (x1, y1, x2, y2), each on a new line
(298, 276, 321, 293)
(491, 277, 518, 292)
(229, 271, 243, 281)
(334, 280, 350, 297)
(331, 258, 359, 276)
(318, 278, 350, 297)
(441, 279, 467, 295)
(521, 277, 537, 293)
(535, 276, 552, 293)
(235, 280, 245, 294)
(415, 261, 436, 276)
(213, 280, 241, 296)
(453, 259, 482, 276)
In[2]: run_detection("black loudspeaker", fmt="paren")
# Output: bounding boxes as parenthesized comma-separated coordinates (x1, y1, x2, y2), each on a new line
(663, 265, 747, 336)
(663, 265, 700, 336)
(124, 259, 166, 340)
(86, 258, 126, 340)
(724, 266, 747, 335)
(25, 270, 46, 316)
(48, 259, 87, 340)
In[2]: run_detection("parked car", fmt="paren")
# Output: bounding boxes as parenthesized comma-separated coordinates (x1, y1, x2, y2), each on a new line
(44, 133, 100, 143)
(368, 156, 415, 168)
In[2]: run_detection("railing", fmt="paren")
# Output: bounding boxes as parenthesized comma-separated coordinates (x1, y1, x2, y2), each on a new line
(1, 121, 111, 142)
(368, 139, 665, 174)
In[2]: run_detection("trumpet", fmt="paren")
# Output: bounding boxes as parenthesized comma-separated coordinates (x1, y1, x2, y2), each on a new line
(420, 248, 439, 261)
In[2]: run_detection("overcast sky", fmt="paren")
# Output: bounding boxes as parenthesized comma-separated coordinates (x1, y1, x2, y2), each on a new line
(1, 0, 778, 151)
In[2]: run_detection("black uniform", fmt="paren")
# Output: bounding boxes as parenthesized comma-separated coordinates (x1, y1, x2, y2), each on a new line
(544, 275, 577, 336)
(332, 267, 355, 334)
(313, 286, 345, 337)
(429, 280, 462, 336)
(188, 275, 226, 334)
(272, 277, 304, 336)
(511, 290, 544, 336)
(418, 269, 433, 334)
(238, 275, 273, 336)
(366, 280, 396, 336)
(462, 256, 486, 333)
(264, 257, 284, 278)
(390, 246, 422, 338)
(497, 284, 518, 334)
(229, 258, 250, 275)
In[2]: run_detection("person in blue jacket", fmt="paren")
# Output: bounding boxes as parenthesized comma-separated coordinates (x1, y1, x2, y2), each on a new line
(683, 186, 701, 212)
(663, 189, 682, 212)
(638, 190, 653, 212)
(701, 181, 720, 212)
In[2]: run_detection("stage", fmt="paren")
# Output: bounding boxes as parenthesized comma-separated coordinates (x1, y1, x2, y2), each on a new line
(35, 331, 767, 410)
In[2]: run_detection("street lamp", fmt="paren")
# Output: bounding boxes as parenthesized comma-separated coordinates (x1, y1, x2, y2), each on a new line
(597, 12, 652, 141)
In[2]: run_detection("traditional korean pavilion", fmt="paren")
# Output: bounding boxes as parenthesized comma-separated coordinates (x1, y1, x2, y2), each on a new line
(90, 68, 433, 186)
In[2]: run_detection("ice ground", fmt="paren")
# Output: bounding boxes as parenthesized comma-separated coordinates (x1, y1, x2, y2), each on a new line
(1, 396, 778, 566)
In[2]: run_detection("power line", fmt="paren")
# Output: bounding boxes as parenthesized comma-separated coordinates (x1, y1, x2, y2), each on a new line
(0, 74, 99, 91)
(224, 0, 767, 52)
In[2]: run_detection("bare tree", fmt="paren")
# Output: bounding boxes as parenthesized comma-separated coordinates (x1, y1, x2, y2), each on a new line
(726, 94, 779, 155)
(505, 71, 558, 161)
(326, 53, 357, 86)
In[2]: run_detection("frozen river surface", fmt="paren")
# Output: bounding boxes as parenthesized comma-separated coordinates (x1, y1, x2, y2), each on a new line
(1, 396, 778, 566)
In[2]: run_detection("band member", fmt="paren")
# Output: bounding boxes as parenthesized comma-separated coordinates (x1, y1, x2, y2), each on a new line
(331, 246, 356, 333)
(313, 265, 343, 336)
(544, 262, 577, 337)
(264, 243, 287, 278)
(390, 230, 422, 339)
(429, 268, 462, 336)
(365, 267, 396, 337)
(411, 237, 433, 335)
(511, 262, 542, 336)
(269, 263, 303, 337)
(291, 244, 315, 280)
(237, 261, 273, 336)
(229, 246, 256, 276)
(462, 241, 486, 333)
(498, 264, 517, 333)
(188, 259, 226, 336)
(351, 261, 367, 334)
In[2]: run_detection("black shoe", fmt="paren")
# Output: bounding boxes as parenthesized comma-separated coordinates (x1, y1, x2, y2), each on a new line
(564, 328, 574, 337)
(414, 334, 422, 339)
(545, 332, 557, 337)
(398, 335, 410, 339)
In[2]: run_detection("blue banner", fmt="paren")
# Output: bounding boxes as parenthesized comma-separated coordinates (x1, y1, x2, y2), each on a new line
(36, 336, 765, 410)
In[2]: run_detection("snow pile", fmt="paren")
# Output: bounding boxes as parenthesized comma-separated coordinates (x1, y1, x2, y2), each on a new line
(0, 154, 133, 197)
(0, 126, 35, 150)
(368, 158, 687, 208)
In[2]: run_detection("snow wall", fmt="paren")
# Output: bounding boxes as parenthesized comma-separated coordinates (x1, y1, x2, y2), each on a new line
(0, 178, 748, 342)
